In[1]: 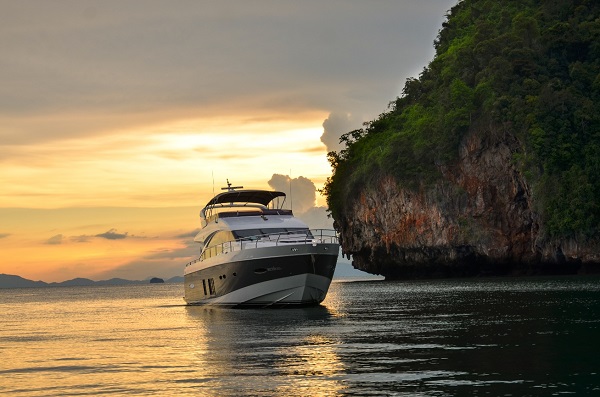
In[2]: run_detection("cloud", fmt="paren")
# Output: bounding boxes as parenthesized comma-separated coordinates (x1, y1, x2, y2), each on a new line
(321, 111, 364, 153)
(0, 1, 457, 147)
(41, 231, 132, 243)
(266, 174, 335, 230)
(296, 207, 334, 230)
(94, 240, 198, 280)
(70, 235, 92, 243)
(45, 230, 128, 244)
(144, 240, 198, 261)
(268, 174, 317, 214)
(175, 229, 201, 239)
(95, 229, 128, 240)
(0, 233, 10, 239)
(46, 234, 64, 245)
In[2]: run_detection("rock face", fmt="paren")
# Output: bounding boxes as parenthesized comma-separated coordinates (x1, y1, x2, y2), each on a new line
(336, 127, 600, 279)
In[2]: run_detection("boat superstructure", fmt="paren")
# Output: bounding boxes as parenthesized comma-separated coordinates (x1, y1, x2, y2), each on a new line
(183, 182, 339, 306)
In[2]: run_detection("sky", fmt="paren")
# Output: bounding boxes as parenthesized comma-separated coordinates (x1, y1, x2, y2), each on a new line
(0, 0, 457, 282)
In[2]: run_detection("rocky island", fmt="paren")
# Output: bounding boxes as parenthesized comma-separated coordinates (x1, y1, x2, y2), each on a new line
(323, 0, 600, 279)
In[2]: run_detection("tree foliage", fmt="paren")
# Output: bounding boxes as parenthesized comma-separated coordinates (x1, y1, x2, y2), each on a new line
(324, 0, 600, 238)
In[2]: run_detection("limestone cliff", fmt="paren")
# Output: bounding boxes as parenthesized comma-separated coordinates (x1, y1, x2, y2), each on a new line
(335, 125, 600, 278)
(325, 0, 600, 278)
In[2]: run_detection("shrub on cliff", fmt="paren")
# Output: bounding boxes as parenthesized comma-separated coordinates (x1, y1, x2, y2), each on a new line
(324, 0, 600, 239)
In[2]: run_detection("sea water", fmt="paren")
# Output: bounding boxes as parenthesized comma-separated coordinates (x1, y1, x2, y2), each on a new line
(1, 277, 600, 396)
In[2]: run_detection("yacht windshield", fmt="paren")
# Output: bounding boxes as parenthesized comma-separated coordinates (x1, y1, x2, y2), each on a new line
(233, 228, 312, 241)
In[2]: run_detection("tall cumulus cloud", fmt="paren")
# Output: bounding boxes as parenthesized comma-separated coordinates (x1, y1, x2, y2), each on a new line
(268, 174, 316, 214)
(267, 174, 333, 230)
(321, 111, 364, 153)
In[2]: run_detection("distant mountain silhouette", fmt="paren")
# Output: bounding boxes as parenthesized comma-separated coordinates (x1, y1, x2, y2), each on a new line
(1, 268, 370, 289)
(54, 277, 96, 287)
(0, 274, 48, 288)
(166, 276, 184, 283)
(0, 273, 184, 289)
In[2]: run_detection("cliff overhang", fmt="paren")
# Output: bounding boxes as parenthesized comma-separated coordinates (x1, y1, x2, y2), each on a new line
(335, 127, 600, 279)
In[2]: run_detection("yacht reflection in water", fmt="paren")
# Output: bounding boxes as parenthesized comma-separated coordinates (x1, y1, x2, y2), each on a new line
(184, 305, 347, 395)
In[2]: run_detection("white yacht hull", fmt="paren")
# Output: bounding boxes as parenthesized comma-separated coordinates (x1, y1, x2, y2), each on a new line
(184, 243, 338, 307)
(200, 273, 331, 306)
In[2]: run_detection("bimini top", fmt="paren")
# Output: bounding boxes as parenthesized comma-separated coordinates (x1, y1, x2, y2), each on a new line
(201, 189, 287, 220)
(205, 190, 286, 207)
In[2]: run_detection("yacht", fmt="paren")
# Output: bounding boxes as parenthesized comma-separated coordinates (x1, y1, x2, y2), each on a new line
(183, 181, 339, 306)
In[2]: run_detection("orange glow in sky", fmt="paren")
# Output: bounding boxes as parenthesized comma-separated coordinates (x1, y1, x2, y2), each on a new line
(0, 113, 332, 282)
(1, 113, 331, 208)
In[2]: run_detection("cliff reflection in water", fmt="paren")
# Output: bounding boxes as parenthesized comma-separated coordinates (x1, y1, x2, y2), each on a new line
(184, 304, 346, 395)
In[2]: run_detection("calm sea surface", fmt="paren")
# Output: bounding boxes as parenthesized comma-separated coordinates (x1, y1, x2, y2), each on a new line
(1, 277, 600, 396)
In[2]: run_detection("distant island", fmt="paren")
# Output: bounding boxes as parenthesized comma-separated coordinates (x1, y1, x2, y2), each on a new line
(149, 277, 165, 283)
(0, 273, 183, 289)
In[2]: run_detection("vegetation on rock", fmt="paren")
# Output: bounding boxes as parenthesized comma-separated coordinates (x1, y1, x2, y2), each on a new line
(323, 0, 600, 239)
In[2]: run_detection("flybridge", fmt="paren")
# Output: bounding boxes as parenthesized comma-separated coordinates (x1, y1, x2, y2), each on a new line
(205, 190, 286, 208)
(200, 181, 288, 222)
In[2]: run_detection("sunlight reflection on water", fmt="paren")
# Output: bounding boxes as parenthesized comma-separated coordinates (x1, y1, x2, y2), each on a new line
(1, 277, 600, 396)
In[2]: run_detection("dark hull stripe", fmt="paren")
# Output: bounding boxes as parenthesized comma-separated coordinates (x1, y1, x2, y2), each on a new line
(184, 252, 337, 305)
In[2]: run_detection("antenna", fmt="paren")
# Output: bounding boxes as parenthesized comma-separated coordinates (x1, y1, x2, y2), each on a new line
(289, 170, 293, 212)
(222, 179, 243, 191)
(212, 171, 215, 198)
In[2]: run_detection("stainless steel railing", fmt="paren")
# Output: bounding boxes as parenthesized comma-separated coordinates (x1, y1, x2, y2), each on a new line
(185, 229, 338, 267)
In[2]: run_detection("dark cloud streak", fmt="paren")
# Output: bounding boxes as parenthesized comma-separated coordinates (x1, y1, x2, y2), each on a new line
(95, 229, 128, 240)
(94, 239, 198, 280)
(45, 234, 64, 245)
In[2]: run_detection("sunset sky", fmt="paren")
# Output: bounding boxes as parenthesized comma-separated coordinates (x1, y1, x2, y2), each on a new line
(0, 0, 456, 282)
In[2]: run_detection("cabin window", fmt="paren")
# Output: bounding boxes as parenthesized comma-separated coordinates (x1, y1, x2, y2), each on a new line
(233, 228, 311, 240)
(203, 231, 235, 258)
(202, 279, 207, 296)
(206, 230, 235, 247)
(233, 229, 263, 241)
(208, 278, 216, 295)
